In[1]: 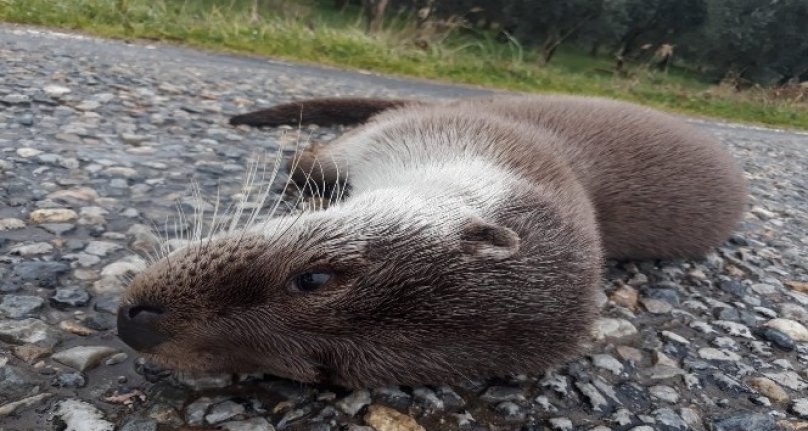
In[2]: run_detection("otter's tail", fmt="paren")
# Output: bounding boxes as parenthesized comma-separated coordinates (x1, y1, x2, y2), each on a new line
(229, 97, 414, 127)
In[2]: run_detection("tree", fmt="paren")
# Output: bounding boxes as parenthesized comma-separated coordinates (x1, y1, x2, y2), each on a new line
(612, 0, 707, 63)
(504, 0, 604, 64)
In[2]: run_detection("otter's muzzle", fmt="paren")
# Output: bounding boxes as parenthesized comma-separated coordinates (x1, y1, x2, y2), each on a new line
(117, 304, 168, 352)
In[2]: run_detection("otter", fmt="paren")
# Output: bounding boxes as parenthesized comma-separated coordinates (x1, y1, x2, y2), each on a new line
(117, 94, 748, 388)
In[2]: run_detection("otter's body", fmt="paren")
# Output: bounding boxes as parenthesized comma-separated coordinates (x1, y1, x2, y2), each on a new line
(118, 95, 747, 387)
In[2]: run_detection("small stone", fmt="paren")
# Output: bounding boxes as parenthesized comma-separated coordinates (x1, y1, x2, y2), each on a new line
(58, 320, 97, 336)
(710, 412, 777, 431)
(757, 327, 796, 350)
(714, 320, 754, 339)
(148, 404, 183, 427)
(654, 408, 689, 430)
(0, 295, 44, 319)
(50, 287, 91, 308)
(364, 404, 425, 431)
(575, 382, 610, 413)
(765, 318, 808, 341)
(52, 371, 86, 388)
(55, 399, 114, 431)
(593, 318, 638, 340)
(748, 377, 789, 403)
(16, 147, 42, 158)
(12, 344, 52, 362)
(0, 318, 61, 347)
(762, 371, 808, 391)
(0, 218, 25, 231)
(610, 284, 638, 310)
(591, 354, 624, 375)
(44, 85, 71, 97)
(104, 352, 128, 365)
(84, 241, 123, 257)
(412, 386, 444, 410)
(9, 242, 54, 256)
(616, 345, 643, 363)
(698, 347, 741, 361)
(219, 417, 275, 431)
(52, 346, 120, 371)
(337, 390, 372, 416)
(786, 280, 808, 293)
(649, 385, 679, 403)
(0, 393, 52, 417)
(547, 417, 573, 431)
(119, 418, 158, 431)
(206, 401, 245, 424)
(660, 330, 690, 345)
(641, 298, 672, 313)
(792, 399, 808, 419)
(29, 208, 78, 223)
(1, 94, 31, 105)
(12, 261, 69, 287)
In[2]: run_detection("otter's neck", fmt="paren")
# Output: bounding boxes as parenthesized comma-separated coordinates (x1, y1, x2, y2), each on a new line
(345, 157, 523, 220)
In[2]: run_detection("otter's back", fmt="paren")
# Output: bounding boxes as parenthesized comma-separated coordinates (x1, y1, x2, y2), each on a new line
(467, 95, 748, 259)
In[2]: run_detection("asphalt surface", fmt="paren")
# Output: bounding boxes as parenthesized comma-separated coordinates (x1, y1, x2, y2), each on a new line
(1, 23, 808, 431)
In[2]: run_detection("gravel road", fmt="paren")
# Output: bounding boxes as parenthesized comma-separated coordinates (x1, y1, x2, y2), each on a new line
(1, 23, 808, 431)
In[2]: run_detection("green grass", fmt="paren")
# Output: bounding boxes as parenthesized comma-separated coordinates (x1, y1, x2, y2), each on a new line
(2, 0, 807, 128)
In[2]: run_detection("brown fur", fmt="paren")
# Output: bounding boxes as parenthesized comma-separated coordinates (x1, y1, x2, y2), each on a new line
(119, 94, 747, 388)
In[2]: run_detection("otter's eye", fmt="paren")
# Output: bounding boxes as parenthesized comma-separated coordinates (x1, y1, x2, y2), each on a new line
(290, 270, 332, 292)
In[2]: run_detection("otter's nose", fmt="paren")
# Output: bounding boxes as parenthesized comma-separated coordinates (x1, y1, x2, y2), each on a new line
(117, 304, 168, 352)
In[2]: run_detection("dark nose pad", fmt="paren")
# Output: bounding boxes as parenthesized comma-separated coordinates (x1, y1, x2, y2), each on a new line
(117, 304, 169, 352)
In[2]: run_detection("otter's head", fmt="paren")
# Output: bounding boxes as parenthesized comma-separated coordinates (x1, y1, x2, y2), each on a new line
(118, 192, 599, 387)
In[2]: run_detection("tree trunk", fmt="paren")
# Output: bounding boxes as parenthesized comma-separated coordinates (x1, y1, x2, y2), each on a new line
(363, 0, 390, 32)
(539, 17, 593, 65)
(589, 40, 601, 57)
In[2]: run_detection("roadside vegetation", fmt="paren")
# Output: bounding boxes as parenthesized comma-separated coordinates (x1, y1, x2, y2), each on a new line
(1, 0, 806, 128)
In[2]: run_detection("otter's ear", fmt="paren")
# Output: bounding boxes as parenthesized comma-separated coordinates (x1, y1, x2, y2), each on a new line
(460, 218, 520, 259)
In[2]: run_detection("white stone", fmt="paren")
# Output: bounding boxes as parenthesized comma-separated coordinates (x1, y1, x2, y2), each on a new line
(16, 148, 42, 158)
(44, 85, 71, 97)
(55, 399, 114, 431)
(0, 218, 25, 231)
(698, 347, 741, 361)
(9, 242, 54, 256)
(765, 318, 808, 341)
(592, 318, 638, 340)
(52, 346, 120, 371)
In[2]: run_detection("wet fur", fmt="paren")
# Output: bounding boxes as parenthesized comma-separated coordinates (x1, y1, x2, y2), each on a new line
(121, 94, 747, 387)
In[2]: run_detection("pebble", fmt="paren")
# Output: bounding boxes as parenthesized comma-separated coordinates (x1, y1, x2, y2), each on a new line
(50, 287, 91, 308)
(52, 346, 120, 371)
(792, 399, 808, 419)
(0, 218, 25, 231)
(593, 318, 638, 339)
(0, 318, 61, 347)
(336, 389, 371, 416)
(547, 417, 574, 430)
(591, 354, 624, 375)
(749, 377, 789, 403)
(9, 242, 54, 256)
(205, 400, 245, 424)
(0, 295, 44, 319)
(698, 347, 742, 361)
(709, 412, 777, 431)
(363, 404, 425, 431)
(119, 418, 159, 431)
(765, 318, 808, 341)
(29, 208, 78, 222)
(649, 385, 679, 403)
(55, 399, 114, 431)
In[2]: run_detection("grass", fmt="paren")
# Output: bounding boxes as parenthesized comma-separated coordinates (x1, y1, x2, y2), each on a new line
(1, 0, 806, 129)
